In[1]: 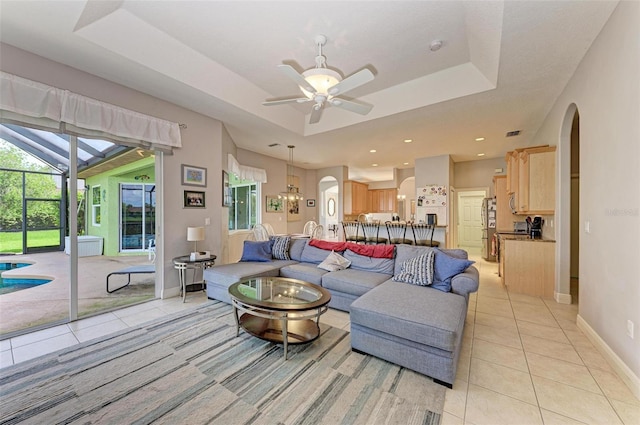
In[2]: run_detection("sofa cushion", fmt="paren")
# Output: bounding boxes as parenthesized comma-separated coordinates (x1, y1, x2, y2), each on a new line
(393, 245, 469, 275)
(279, 263, 328, 285)
(432, 249, 475, 292)
(270, 236, 291, 260)
(289, 238, 308, 262)
(240, 240, 273, 262)
(350, 280, 466, 353)
(321, 269, 391, 297)
(301, 243, 344, 264)
(317, 251, 351, 272)
(392, 250, 435, 286)
(344, 250, 395, 275)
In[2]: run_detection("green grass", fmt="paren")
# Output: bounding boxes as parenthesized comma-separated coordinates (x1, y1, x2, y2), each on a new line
(0, 230, 61, 253)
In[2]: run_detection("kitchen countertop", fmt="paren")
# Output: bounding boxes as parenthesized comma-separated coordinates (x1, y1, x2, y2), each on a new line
(497, 233, 555, 243)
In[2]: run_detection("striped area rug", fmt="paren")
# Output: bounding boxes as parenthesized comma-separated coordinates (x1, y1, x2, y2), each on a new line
(0, 301, 445, 424)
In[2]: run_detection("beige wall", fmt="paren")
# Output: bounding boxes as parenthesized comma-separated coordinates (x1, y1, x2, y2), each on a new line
(0, 43, 225, 297)
(454, 157, 507, 196)
(529, 1, 640, 384)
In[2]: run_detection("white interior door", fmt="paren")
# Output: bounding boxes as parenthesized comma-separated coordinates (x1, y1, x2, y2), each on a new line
(458, 192, 485, 253)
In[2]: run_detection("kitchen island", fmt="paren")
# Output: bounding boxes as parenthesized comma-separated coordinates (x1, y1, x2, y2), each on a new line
(498, 233, 556, 298)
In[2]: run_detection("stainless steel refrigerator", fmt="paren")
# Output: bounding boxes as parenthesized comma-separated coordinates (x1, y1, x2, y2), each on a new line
(481, 198, 497, 262)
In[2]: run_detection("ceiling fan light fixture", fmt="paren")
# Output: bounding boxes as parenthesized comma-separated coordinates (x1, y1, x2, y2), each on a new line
(300, 68, 342, 98)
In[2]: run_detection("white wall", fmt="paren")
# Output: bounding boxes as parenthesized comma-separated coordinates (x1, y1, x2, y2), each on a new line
(529, 1, 640, 388)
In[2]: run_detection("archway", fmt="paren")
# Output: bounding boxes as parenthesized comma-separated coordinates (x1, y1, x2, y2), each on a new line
(398, 177, 415, 222)
(318, 176, 339, 238)
(556, 103, 579, 304)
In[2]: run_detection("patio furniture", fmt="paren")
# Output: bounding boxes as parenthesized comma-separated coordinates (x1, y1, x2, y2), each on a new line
(106, 265, 155, 293)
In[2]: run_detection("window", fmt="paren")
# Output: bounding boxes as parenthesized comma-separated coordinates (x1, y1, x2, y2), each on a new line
(228, 174, 259, 231)
(92, 185, 101, 226)
(120, 183, 155, 251)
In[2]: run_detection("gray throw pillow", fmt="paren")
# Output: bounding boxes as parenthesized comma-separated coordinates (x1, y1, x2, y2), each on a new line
(392, 250, 435, 286)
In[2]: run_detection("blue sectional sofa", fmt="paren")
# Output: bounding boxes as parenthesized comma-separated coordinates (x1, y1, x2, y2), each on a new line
(203, 238, 479, 388)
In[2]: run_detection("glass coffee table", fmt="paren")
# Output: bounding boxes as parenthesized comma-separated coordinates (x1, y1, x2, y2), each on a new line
(228, 276, 331, 359)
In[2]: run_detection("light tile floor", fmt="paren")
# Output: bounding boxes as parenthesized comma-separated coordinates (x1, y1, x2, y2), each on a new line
(1, 258, 638, 425)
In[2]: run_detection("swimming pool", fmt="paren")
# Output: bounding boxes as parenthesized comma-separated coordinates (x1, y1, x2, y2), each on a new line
(0, 262, 52, 295)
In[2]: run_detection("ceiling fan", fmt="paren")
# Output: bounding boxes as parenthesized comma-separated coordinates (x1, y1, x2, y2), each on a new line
(262, 35, 375, 124)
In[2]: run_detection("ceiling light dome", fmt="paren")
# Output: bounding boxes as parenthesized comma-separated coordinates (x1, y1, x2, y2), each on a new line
(300, 68, 342, 98)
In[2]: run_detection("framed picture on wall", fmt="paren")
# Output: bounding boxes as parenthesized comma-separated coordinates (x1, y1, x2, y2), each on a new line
(222, 171, 232, 207)
(184, 190, 205, 208)
(181, 164, 207, 187)
(306, 199, 316, 207)
(265, 195, 283, 212)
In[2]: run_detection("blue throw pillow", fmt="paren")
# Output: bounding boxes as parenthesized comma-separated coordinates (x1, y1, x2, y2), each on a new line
(432, 248, 474, 292)
(240, 240, 273, 262)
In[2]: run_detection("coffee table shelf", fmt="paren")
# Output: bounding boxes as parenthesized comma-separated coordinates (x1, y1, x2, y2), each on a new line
(228, 277, 331, 359)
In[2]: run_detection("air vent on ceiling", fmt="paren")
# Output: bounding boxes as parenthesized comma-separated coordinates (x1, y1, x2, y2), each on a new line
(268, 143, 280, 147)
(506, 130, 521, 137)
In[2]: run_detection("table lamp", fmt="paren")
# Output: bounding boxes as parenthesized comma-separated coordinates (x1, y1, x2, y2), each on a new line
(187, 226, 205, 260)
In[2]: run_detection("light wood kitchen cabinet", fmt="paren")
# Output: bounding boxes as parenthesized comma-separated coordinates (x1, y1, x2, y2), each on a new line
(503, 239, 555, 298)
(344, 180, 369, 215)
(505, 150, 520, 195)
(493, 176, 515, 231)
(517, 146, 556, 214)
(368, 188, 397, 213)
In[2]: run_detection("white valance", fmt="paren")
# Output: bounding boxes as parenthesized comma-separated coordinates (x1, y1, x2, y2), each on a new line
(228, 154, 267, 183)
(0, 72, 181, 152)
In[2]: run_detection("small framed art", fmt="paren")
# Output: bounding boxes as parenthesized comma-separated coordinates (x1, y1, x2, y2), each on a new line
(306, 199, 316, 207)
(184, 190, 205, 208)
(265, 195, 284, 212)
(181, 164, 207, 187)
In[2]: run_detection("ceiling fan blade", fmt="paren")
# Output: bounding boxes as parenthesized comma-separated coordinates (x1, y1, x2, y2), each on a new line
(278, 64, 316, 94)
(262, 97, 311, 106)
(327, 69, 374, 96)
(329, 98, 373, 115)
(309, 105, 323, 124)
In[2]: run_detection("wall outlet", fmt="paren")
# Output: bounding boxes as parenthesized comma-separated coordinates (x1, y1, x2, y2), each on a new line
(549, 219, 554, 228)
(627, 320, 635, 339)
(584, 221, 591, 233)
(204, 217, 211, 225)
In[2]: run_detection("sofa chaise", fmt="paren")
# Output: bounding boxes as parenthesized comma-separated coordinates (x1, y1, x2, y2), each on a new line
(203, 237, 479, 388)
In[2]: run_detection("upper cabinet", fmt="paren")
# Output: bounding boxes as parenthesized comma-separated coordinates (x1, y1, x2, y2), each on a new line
(344, 180, 369, 215)
(369, 188, 397, 213)
(507, 146, 556, 215)
(493, 175, 515, 231)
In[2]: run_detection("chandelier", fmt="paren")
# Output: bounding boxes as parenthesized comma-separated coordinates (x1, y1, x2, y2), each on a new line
(279, 145, 304, 201)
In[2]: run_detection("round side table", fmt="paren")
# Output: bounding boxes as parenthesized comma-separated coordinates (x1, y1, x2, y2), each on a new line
(172, 255, 216, 302)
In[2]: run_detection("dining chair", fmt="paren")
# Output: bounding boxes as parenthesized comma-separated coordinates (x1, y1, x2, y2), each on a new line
(342, 221, 365, 244)
(252, 224, 270, 241)
(385, 221, 413, 245)
(261, 222, 275, 236)
(303, 220, 318, 236)
(311, 224, 324, 239)
(361, 221, 387, 244)
(411, 223, 440, 247)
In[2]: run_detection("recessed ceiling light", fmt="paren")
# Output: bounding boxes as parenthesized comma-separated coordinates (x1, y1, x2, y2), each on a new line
(477, 153, 485, 157)
(404, 139, 412, 143)
(370, 149, 377, 153)
(372, 163, 378, 167)
(475, 137, 485, 142)
(403, 162, 409, 165)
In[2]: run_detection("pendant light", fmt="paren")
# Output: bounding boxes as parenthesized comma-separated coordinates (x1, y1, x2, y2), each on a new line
(278, 145, 303, 201)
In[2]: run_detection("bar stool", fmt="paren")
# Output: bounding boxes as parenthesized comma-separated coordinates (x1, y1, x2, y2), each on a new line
(362, 220, 388, 244)
(411, 223, 440, 247)
(342, 221, 366, 243)
(385, 221, 413, 245)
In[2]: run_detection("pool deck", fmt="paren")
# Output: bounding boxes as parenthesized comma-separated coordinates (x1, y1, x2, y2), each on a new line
(0, 251, 156, 336)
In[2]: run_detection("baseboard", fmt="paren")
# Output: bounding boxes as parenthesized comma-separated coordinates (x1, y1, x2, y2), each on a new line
(161, 286, 181, 299)
(554, 291, 572, 304)
(576, 314, 640, 400)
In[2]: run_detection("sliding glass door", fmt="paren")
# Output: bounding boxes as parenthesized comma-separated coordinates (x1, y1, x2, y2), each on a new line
(120, 183, 155, 252)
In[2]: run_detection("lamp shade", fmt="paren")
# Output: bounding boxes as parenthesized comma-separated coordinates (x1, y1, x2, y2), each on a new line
(187, 226, 205, 242)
